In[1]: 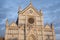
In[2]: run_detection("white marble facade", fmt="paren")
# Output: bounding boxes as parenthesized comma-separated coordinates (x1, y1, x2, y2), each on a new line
(5, 2, 56, 40)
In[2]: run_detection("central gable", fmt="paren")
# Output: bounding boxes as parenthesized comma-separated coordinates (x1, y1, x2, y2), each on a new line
(21, 3, 40, 16)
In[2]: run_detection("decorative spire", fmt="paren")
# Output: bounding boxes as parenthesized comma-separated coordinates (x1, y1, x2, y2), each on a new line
(39, 9, 42, 16)
(46, 22, 49, 25)
(30, 0, 32, 5)
(51, 23, 54, 29)
(40, 9, 42, 13)
(6, 18, 8, 27)
(30, 0, 32, 4)
(18, 6, 22, 13)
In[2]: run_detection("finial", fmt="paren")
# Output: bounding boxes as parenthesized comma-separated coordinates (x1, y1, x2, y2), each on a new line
(18, 6, 22, 13)
(39, 9, 42, 16)
(39, 9, 42, 13)
(51, 23, 54, 29)
(6, 18, 8, 22)
(6, 18, 8, 27)
(51, 22, 54, 26)
(46, 22, 49, 25)
(18, 6, 22, 11)
(30, 0, 32, 4)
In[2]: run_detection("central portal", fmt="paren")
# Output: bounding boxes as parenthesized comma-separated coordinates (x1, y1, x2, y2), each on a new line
(28, 34, 36, 40)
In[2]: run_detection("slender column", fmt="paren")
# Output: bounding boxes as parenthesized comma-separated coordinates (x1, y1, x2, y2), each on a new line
(24, 24, 26, 40)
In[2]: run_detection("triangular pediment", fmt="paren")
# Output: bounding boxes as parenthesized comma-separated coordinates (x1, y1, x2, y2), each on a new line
(10, 22, 17, 27)
(20, 3, 40, 16)
(9, 22, 18, 29)
(45, 24, 51, 29)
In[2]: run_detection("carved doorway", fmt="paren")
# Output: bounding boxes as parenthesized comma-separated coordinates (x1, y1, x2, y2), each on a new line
(28, 34, 36, 40)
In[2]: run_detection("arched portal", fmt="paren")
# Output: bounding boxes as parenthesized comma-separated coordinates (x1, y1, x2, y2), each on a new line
(28, 34, 37, 40)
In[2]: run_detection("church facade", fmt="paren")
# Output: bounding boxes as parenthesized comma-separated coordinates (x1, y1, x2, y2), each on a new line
(5, 2, 56, 40)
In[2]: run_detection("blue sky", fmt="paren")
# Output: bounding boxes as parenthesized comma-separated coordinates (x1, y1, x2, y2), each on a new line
(0, 0, 60, 40)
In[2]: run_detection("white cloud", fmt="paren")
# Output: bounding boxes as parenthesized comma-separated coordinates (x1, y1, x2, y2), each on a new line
(55, 27, 60, 29)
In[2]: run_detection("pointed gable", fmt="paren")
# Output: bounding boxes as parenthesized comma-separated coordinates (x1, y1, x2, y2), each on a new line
(44, 24, 52, 32)
(45, 24, 50, 29)
(10, 22, 17, 27)
(19, 3, 40, 16)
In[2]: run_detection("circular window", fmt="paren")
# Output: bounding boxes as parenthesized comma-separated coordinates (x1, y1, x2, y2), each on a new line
(28, 18, 34, 24)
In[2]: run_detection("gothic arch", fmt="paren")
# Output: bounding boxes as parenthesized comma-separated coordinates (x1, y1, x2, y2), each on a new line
(28, 34, 37, 40)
